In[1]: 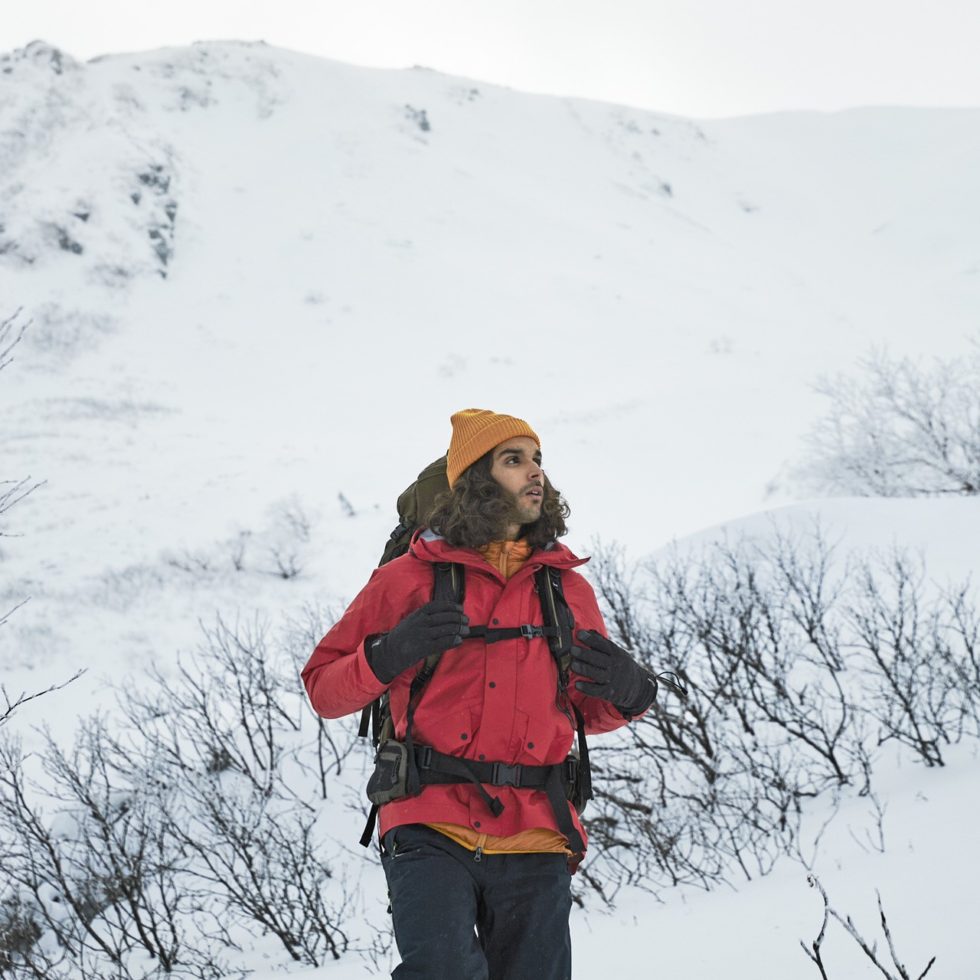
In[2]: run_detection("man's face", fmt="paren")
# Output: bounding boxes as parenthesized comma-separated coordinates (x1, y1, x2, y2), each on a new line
(489, 436, 545, 528)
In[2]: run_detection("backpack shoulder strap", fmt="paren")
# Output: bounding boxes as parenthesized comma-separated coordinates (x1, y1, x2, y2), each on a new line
(432, 561, 464, 602)
(535, 565, 593, 810)
(422, 561, 463, 672)
(535, 565, 574, 673)
(358, 561, 464, 743)
(400, 561, 464, 795)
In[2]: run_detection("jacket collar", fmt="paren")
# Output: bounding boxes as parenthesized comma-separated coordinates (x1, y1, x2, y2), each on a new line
(411, 528, 589, 576)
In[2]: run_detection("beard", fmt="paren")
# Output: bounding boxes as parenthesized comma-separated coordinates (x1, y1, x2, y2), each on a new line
(504, 489, 543, 529)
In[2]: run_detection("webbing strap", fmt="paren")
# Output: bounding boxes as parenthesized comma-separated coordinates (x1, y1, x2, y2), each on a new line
(415, 745, 583, 851)
(358, 697, 380, 740)
(417, 748, 504, 816)
(399, 562, 461, 792)
(544, 765, 586, 854)
(417, 746, 556, 789)
(536, 566, 594, 813)
(571, 702, 592, 805)
(467, 624, 559, 642)
(359, 804, 380, 848)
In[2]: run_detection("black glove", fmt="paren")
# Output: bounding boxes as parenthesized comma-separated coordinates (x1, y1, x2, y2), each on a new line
(570, 629, 657, 717)
(366, 601, 470, 684)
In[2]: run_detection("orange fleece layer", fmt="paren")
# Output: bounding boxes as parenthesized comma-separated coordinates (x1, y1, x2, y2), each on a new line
(425, 538, 571, 856)
(477, 537, 533, 579)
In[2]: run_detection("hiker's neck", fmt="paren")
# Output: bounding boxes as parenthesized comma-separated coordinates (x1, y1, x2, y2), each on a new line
(501, 522, 522, 542)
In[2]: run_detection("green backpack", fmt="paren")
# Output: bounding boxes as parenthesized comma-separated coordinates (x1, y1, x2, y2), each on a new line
(377, 454, 450, 566)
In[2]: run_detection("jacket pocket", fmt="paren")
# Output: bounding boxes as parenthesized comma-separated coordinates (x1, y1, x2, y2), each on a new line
(515, 708, 573, 765)
(414, 704, 480, 757)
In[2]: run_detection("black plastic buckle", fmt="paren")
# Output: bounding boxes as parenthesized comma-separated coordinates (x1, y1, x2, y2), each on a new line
(520, 624, 544, 639)
(417, 746, 433, 770)
(492, 762, 522, 787)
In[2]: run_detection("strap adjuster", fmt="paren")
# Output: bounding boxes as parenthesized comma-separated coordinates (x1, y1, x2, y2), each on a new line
(520, 624, 545, 639)
(491, 762, 523, 787)
(417, 745, 433, 769)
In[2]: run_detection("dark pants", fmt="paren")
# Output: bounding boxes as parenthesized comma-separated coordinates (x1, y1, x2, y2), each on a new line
(381, 824, 573, 980)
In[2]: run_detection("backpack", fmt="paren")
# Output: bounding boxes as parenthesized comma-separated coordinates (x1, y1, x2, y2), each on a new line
(357, 457, 593, 851)
(377, 454, 450, 566)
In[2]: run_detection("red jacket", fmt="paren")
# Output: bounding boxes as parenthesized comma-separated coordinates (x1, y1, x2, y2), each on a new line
(301, 531, 633, 849)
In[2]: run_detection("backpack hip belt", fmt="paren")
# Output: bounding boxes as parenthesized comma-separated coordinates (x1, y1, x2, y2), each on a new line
(416, 744, 578, 791)
(363, 740, 584, 853)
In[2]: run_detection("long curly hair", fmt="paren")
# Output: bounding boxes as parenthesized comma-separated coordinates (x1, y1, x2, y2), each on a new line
(425, 450, 570, 550)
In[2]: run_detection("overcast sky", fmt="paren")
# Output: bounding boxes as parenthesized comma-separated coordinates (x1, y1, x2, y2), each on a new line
(4, 0, 980, 118)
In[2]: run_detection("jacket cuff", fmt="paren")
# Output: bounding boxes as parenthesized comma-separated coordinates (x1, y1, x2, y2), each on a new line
(352, 636, 390, 701)
(363, 634, 391, 685)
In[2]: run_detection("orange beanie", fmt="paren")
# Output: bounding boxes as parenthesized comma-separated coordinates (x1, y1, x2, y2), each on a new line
(446, 408, 540, 487)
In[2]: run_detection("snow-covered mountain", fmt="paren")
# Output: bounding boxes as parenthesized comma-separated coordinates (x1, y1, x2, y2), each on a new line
(1, 39, 978, 978)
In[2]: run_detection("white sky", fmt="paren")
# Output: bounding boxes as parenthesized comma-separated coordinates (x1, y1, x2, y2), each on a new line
(4, 0, 980, 118)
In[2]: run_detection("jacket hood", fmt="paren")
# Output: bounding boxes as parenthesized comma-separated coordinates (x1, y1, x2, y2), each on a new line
(410, 528, 589, 573)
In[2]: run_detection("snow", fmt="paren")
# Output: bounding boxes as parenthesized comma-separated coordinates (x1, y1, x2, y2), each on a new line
(1, 38, 978, 977)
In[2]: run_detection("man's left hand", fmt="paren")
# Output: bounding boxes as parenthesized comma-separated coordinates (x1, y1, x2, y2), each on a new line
(570, 630, 657, 716)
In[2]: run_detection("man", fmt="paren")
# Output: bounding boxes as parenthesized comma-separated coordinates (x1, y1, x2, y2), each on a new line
(302, 408, 657, 980)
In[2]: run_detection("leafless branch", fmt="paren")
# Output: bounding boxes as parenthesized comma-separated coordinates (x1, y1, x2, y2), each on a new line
(0, 308, 30, 372)
(0, 477, 46, 525)
(0, 669, 86, 727)
(802, 875, 936, 980)
(800, 874, 831, 979)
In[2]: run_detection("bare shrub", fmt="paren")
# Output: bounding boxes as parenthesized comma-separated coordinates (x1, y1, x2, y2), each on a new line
(797, 347, 980, 497)
(801, 874, 936, 980)
(940, 582, 980, 736)
(583, 530, 862, 897)
(848, 552, 971, 766)
(0, 729, 230, 979)
(281, 602, 362, 798)
(167, 780, 349, 965)
(165, 549, 214, 576)
(264, 499, 312, 579)
(0, 616, 359, 973)
(118, 616, 300, 796)
(116, 616, 355, 966)
(229, 530, 250, 572)
(581, 527, 980, 902)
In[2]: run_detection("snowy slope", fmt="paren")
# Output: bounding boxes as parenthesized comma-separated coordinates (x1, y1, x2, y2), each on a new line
(2, 38, 979, 978)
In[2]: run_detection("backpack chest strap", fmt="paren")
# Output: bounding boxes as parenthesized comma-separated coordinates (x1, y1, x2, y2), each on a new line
(467, 624, 560, 642)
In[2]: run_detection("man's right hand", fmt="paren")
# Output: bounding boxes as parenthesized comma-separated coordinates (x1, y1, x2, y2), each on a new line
(366, 601, 470, 684)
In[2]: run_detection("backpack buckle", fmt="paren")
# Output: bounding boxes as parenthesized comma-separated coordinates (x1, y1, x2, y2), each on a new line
(491, 762, 522, 787)
(520, 624, 545, 639)
(417, 745, 433, 770)
(564, 756, 578, 785)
